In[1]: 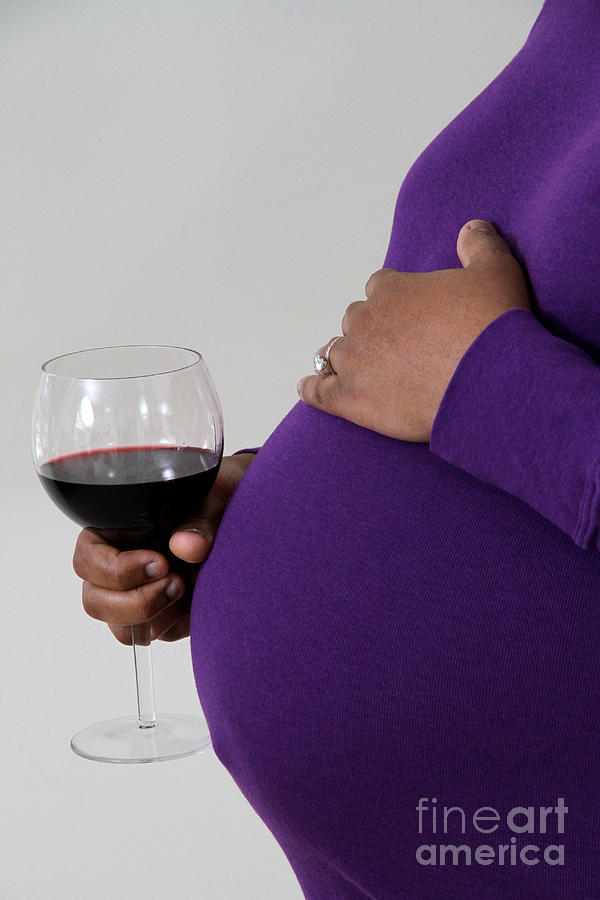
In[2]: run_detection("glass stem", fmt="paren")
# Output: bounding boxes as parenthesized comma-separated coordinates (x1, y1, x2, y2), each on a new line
(131, 623, 157, 728)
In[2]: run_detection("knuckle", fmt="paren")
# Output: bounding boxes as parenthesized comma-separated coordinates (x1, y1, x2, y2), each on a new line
(313, 378, 326, 406)
(109, 625, 132, 646)
(365, 268, 393, 297)
(300, 376, 322, 406)
(106, 553, 123, 588)
(365, 269, 400, 303)
(302, 377, 317, 404)
(364, 270, 381, 297)
(341, 301, 362, 334)
(130, 580, 174, 622)
(72, 531, 93, 578)
(81, 584, 101, 620)
(329, 340, 344, 370)
(72, 545, 85, 578)
(128, 585, 153, 622)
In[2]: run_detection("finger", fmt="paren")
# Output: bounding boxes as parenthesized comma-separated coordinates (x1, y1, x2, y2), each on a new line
(108, 623, 136, 645)
(108, 601, 191, 644)
(341, 301, 365, 335)
(297, 372, 343, 415)
(364, 267, 400, 299)
(156, 611, 191, 642)
(73, 528, 169, 590)
(169, 482, 228, 564)
(153, 603, 190, 641)
(82, 573, 185, 626)
(456, 220, 514, 268)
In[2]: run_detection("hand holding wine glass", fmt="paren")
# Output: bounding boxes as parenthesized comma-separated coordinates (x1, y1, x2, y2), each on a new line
(72, 453, 256, 646)
(32, 345, 225, 764)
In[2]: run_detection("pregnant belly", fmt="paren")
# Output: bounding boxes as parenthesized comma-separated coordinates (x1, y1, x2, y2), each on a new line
(190, 401, 600, 899)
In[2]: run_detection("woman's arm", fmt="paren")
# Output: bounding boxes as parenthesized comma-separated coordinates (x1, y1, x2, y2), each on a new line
(429, 304, 600, 552)
(297, 219, 600, 552)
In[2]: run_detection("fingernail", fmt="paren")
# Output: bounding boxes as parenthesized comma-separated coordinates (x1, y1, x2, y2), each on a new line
(166, 579, 183, 600)
(145, 560, 165, 579)
(182, 528, 210, 539)
(466, 219, 495, 234)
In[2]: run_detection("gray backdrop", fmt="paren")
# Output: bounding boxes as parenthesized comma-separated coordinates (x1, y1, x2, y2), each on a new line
(1, 2, 541, 898)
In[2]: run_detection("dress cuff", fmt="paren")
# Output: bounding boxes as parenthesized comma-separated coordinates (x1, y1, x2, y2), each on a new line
(429, 307, 600, 550)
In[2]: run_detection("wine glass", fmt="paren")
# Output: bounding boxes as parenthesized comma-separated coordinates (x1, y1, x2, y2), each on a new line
(32, 345, 224, 764)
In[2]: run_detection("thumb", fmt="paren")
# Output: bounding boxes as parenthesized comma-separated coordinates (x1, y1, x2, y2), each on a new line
(168, 483, 227, 564)
(456, 219, 514, 269)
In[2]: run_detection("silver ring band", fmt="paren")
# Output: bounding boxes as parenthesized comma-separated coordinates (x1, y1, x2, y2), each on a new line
(313, 336, 343, 376)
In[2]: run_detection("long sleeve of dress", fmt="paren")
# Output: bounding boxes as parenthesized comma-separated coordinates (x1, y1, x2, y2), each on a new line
(429, 306, 600, 552)
(233, 447, 261, 456)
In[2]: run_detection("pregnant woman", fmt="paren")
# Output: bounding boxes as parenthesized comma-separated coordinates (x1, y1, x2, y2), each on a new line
(73, 2, 600, 896)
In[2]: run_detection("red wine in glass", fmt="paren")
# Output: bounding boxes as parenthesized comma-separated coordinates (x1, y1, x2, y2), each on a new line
(38, 445, 220, 536)
(32, 345, 224, 763)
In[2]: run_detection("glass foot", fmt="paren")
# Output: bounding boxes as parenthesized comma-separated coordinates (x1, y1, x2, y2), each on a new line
(70, 713, 212, 764)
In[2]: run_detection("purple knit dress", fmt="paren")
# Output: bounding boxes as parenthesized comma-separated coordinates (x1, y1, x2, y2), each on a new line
(191, 2, 600, 896)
